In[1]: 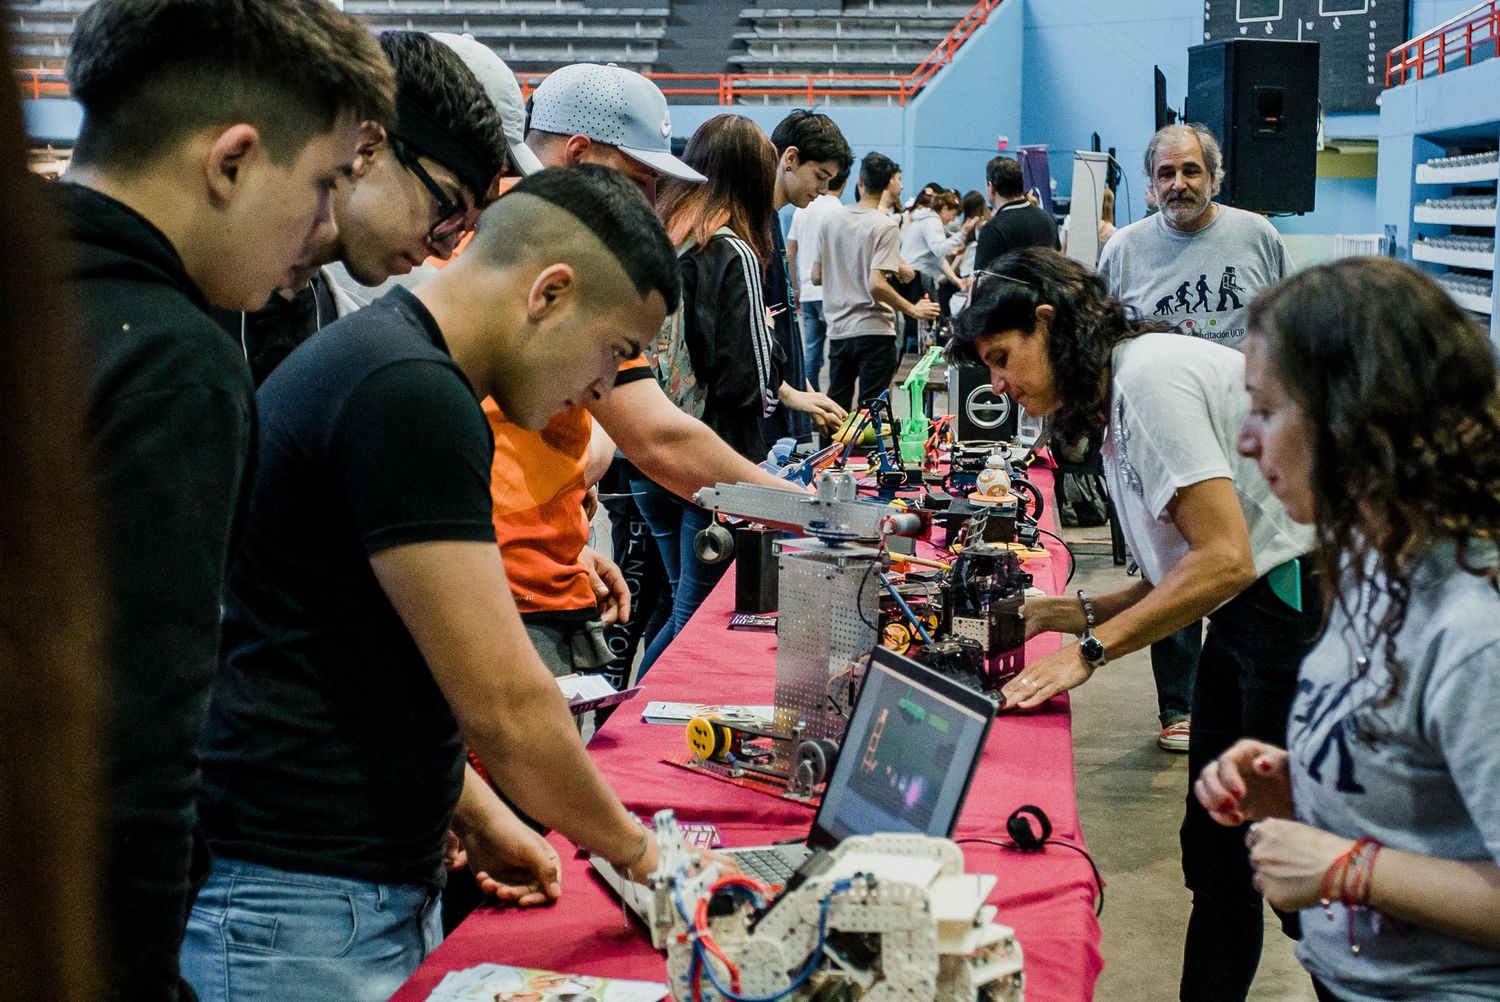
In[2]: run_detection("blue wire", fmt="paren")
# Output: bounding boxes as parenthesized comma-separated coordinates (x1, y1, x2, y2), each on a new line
(879, 572, 934, 645)
(693, 878, 859, 1002)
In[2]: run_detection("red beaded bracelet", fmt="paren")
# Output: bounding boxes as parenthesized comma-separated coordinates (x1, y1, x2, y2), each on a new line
(1320, 836, 1383, 955)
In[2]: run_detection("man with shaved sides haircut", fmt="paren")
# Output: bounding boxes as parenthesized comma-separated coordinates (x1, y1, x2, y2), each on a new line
(185, 167, 706, 1002)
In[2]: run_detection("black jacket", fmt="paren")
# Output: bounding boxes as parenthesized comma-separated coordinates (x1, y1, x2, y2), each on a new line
(682, 232, 783, 461)
(55, 181, 256, 1002)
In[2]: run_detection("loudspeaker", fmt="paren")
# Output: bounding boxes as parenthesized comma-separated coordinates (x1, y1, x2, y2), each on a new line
(1186, 39, 1319, 215)
(948, 363, 1017, 443)
(733, 526, 779, 614)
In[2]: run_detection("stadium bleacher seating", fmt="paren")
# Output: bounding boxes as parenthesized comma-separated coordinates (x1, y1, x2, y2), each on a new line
(10, 0, 980, 105)
(8, 0, 671, 77)
(733, 3, 970, 73)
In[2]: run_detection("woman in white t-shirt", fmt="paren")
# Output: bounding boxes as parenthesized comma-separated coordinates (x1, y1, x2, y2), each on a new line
(1196, 258, 1500, 1002)
(948, 247, 1318, 1001)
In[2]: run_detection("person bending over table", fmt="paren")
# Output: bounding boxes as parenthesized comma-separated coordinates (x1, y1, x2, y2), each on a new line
(946, 248, 1318, 1002)
(1196, 258, 1500, 1001)
(183, 168, 726, 1002)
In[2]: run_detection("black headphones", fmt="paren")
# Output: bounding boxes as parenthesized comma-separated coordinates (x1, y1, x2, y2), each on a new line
(1006, 804, 1053, 852)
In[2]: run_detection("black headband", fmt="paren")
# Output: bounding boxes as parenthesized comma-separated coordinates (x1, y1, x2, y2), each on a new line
(389, 91, 505, 201)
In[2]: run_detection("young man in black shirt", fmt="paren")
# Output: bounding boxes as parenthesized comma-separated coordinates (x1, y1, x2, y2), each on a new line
(186, 166, 701, 1002)
(974, 154, 1060, 272)
(227, 31, 512, 386)
(52, 2, 395, 1000)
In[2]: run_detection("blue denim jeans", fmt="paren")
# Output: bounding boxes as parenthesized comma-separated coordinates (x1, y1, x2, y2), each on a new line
(1150, 622, 1201, 726)
(182, 856, 442, 1002)
(632, 478, 728, 676)
(800, 300, 827, 391)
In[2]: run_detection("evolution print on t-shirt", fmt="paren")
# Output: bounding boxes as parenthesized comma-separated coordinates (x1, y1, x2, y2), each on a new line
(1149, 266, 1246, 338)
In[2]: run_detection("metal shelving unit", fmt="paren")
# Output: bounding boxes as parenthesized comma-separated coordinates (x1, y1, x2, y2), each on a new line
(1412, 155, 1497, 320)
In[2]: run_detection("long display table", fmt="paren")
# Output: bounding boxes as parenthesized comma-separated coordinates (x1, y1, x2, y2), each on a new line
(391, 465, 1103, 1001)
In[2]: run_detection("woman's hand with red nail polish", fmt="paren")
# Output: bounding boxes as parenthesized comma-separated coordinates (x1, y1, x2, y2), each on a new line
(1194, 739, 1293, 827)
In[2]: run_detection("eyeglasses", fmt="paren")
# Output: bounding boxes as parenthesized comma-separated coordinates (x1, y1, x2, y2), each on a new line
(972, 269, 1038, 292)
(392, 139, 480, 253)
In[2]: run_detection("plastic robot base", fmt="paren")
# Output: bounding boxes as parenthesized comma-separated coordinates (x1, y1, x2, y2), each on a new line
(663, 831, 1024, 1002)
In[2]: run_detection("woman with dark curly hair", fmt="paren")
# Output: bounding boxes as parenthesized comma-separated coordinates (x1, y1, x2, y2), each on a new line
(948, 247, 1319, 1000)
(1196, 258, 1500, 1000)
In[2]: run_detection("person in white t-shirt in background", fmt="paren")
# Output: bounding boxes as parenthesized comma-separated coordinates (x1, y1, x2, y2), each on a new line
(948, 247, 1319, 1002)
(786, 164, 849, 391)
(1097, 123, 1294, 755)
(947, 190, 990, 315)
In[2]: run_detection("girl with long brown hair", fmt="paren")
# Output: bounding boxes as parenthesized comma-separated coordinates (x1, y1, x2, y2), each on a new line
(632, 113, 782, 672)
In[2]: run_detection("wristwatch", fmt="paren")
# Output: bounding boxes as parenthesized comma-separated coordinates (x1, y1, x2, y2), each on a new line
(1076, 589, 1108, 668)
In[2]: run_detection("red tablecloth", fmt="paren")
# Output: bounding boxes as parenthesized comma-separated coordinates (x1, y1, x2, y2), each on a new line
(391, 466, 1103, 1001)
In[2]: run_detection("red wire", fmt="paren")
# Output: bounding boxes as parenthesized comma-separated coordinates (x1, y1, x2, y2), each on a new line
(691, 873, 773, 996)
(709, 874, 773, 899)
(695, 896, 742, 994)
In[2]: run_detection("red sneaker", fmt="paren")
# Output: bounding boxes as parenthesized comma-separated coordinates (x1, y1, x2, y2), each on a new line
(1158, 717, 1191, 753)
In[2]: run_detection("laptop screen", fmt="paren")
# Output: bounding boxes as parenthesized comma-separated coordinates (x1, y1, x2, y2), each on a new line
(808, 647, 996, 849)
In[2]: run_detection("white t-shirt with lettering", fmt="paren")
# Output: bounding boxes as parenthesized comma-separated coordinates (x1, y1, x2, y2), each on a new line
(1101, 332, 1311, 588)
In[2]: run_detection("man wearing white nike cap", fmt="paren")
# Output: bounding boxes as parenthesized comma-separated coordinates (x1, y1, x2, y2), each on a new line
(472, 64, 794, 730)
(525, 62, 705, 200)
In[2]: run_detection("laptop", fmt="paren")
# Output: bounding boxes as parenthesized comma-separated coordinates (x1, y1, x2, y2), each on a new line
(590, 647, 996, 937)
(721, 645, 997, 886)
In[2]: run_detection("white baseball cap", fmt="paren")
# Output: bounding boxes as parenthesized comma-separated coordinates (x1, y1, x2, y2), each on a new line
(528, 62, 704, 183)
(431, 32, 545, 176)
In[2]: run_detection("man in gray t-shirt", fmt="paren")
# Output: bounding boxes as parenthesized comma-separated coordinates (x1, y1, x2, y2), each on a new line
(1099, 125, 1291, 351)
(1098, 123, 1295, 756)
(813, 151, 937, 410)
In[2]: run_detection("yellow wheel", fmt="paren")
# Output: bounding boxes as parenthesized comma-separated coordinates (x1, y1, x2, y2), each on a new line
(686, 716, 729, 760)
(882, 621, 913, 655)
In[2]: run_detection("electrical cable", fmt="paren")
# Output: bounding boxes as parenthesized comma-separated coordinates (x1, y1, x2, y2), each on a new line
(692, 878, 774, 996)
(1104, 153, 1134, 226)
(1033, 525, 1077, 586)
(693, 877, 860, 1002)
(855, 561, 880, 631)
(956, 836, 1105, 917)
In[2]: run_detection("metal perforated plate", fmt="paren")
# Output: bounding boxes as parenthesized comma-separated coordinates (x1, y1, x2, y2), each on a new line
(771, 539, 880, 766)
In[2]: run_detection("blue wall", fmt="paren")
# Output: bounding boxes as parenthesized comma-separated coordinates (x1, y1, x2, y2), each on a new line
(25, 0, 1481, 236)
(1019, 0, 1200, 225)
(1008, 0, 1476, 233)
(672, 0, 1470, 235)
(22, 97, 82, 145)
(668, 0, 1023, 208)
(904, 0, 1025, 200)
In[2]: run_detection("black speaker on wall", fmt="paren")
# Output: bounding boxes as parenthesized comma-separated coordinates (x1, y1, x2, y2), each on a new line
(1186, 39, 1319, 216)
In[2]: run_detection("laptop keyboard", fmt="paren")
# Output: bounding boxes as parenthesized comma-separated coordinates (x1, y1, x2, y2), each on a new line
(730, 848, 797, 885)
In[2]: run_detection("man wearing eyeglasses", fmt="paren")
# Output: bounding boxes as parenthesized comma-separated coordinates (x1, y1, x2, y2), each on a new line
(221, 31, 513, 387)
